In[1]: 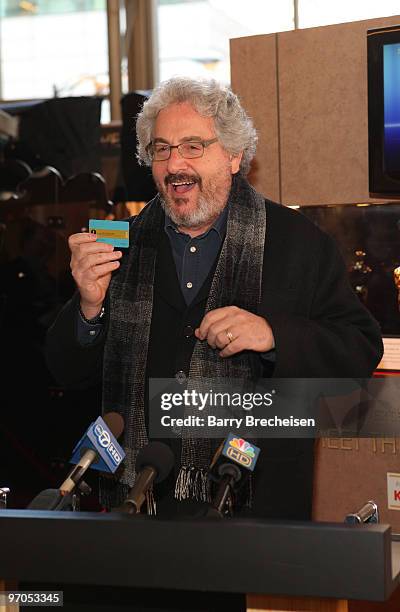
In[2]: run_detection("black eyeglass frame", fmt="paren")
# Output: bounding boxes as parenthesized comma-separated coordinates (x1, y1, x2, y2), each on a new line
(146, 137, 219, 161)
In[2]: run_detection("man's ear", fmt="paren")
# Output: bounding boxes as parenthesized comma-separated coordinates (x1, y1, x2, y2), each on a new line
(230, 151, 243, 174)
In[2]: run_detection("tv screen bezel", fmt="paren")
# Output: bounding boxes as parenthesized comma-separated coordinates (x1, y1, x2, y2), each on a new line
(368, 25, 400, 198)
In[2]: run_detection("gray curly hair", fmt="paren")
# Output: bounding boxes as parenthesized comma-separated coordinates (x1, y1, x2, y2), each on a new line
(136, 76, 257, 175)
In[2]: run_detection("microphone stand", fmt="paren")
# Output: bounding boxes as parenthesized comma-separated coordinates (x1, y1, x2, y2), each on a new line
(206, 464, 241, 518)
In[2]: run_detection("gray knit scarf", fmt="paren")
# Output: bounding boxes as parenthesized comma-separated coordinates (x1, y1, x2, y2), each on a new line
(100, 175, 266, 510)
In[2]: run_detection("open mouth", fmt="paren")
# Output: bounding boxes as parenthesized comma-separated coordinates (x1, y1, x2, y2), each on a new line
(166, 175, 200, 194)
(171, 180, 197, 194)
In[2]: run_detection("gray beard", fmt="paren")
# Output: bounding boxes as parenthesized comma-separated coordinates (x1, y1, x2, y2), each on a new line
(159, 191, 228, 228)
(157, 171, 232, 229)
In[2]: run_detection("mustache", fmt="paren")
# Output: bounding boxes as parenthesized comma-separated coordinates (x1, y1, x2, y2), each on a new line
(164, 173, 202, 188)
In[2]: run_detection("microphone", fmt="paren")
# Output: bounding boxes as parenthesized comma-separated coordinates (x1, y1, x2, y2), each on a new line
(208, 433, 261, 517)
(117, 442, 174, 514)
(27, 489, 74, 511)
(59, 412, 125, 495)
(345, 501, 379, 524)
(26, 480, 92, 511)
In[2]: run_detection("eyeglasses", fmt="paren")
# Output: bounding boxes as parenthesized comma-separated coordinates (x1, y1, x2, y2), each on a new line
(146, 138, 218, 161)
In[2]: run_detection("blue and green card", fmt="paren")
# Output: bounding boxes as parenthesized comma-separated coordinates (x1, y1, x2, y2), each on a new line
(89, 219, 129, 248)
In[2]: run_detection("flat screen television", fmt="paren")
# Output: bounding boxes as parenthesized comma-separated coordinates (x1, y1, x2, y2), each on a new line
(368, 25, 400, 198)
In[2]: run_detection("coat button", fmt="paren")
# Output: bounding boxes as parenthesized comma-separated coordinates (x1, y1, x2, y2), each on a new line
(175, 370, 187, 384)
(183, 325, 194, 338)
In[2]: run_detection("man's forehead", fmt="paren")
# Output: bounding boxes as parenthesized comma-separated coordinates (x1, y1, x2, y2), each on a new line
(153, 102, 215, 138)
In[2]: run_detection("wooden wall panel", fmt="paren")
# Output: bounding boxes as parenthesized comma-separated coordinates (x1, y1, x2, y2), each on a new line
(230, 15, 400, 206)
(278, 16, 400, 206)
(230, 34, 280, 202)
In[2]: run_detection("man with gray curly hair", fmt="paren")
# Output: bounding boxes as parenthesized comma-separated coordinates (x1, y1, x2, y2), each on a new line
(136, 77, 256, 172)
(47, 76, 382, 530)
(136, 77, 257, 232)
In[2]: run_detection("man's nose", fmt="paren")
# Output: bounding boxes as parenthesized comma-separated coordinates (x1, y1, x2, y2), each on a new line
(166, 147, 188, 174)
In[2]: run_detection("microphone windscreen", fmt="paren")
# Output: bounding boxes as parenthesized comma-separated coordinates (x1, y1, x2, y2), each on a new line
(103, 412, 124, 438)
(27, 489, 73, 511)
(136, 442, 174, 483)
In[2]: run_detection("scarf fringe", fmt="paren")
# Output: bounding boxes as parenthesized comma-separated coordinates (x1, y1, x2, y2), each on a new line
(146, 487, 157, 516)
(175, 466, 211, 503)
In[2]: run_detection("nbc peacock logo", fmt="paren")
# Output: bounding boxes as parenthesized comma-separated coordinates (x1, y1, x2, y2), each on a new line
(226, 437, 256, 468)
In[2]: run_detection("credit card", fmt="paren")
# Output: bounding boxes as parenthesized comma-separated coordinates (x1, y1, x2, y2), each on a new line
(89, 219, 129, 248)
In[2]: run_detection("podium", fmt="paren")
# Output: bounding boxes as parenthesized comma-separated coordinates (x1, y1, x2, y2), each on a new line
(0, 510, 400, 611)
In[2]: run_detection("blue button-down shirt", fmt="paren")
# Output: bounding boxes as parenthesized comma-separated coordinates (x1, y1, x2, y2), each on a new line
(164, 205, 228, 305)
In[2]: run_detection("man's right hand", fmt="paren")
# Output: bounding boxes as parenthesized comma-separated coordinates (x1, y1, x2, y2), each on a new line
(69, 232, 122, 319)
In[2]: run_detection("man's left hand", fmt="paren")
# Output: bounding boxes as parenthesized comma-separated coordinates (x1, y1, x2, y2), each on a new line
(195, 306, 275, 358)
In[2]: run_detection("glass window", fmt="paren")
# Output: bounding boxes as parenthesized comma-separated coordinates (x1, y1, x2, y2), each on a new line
(0, 0, 108, 100)
(157, 0, 295, 84)
(298, 0, 400, 29)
